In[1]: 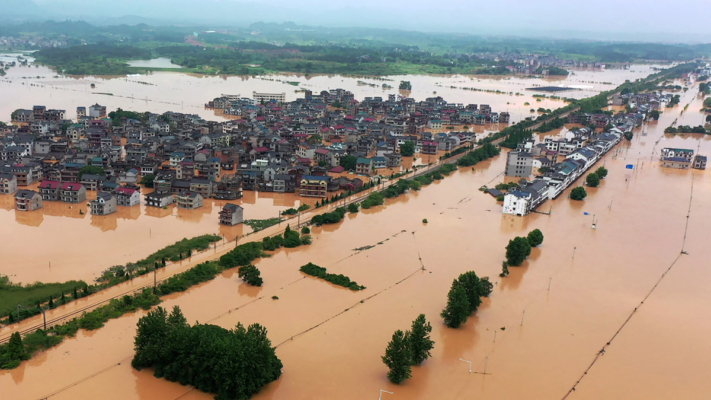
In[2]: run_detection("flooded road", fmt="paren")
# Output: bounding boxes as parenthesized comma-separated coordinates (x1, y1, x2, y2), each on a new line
(2, 80, 710, 399)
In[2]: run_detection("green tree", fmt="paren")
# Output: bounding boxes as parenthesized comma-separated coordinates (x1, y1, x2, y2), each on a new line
(238, 265, 263, 286)
(301, 226, 310, 234)
(308, 134, 323, 145)
(456, 272, 483, 313)
(595, 166, 608, 179)
(506, 236, 531, 266)
(347, 202, 359, 213)
(440, 280, 470, 328)
(48, 296, 54, 309)
(570, 186, 587, 200)
(527, 229, 544, 247)
(73, 287, 79, 299)
(408, 314, 435, 366)
(318, 160, 328, 167)
(586, 173, 600, 187)
(649, 110, 660, 120)
(1, 332, 27, 369)
(78, 165, 105, 180)
(140, 174, 155, 188)
(340, 155, 357, 170)
(382, 330, 412, 384)
(400, 141, 415, 157)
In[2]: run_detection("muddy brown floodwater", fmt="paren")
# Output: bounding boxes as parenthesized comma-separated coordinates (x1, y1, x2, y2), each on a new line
(3, 74, 711, 400)
(0, 59, 660, 285)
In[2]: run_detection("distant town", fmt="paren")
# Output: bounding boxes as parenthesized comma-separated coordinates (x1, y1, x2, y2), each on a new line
(0, 89, 513, 222)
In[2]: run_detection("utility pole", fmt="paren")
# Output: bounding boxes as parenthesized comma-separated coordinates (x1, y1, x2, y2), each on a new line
(548, 277, 552, 291)
(520, 310, 526, 326)
(39, 307, 47, 330)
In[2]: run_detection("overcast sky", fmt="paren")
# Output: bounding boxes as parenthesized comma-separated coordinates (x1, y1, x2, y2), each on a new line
(27, 0, 711, 42)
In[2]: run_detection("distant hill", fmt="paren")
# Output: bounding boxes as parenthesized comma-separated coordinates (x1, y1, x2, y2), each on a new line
(0, 0, 48, 19)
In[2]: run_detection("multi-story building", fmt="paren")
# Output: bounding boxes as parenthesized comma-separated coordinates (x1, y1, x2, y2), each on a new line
(176, 191, 203, 209)
(219, 203, 244, 226)
(300, 175, 329, 198)
(145, 191, 174, 207)
(0, 173, 17, 195)
(38, 180, 61, 201)
(59, 182, 87, 203)
(15, 190, 43, 211)
(89, 192, 117, 215)
(505, 151, 533, 177)
(116, 187, 141, 207)
(692, 155, 707, 170)
(252, 92, 286, 103)
(355, 158, 373, 176)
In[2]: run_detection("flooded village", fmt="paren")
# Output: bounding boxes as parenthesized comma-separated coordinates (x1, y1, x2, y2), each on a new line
(2, 56, 711, 400)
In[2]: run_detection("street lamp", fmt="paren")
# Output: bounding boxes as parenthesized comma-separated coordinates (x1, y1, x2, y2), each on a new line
(379, 389, 394, 400)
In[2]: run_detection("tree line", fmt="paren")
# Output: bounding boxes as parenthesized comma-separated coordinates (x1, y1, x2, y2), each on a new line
(132, 306, 282, 400)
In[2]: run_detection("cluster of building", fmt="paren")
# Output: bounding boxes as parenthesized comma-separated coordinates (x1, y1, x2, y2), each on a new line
(500, 111, 646, 216)
(473, 52, 605, 75)
(611, 91, 676, 113)
(1, 89, 503, 219)
(0, 36, 69, 49)
(659, 148, 706, 170)
(503, 130, 623, 216)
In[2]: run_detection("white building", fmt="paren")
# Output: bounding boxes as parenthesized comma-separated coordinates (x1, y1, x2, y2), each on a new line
(253, 92, 286, 103)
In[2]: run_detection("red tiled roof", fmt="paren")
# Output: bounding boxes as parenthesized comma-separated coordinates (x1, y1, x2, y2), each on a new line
(39, 180, 60, 189)
(254, 147, 269, 152)
(116, 187, 137, 195)
(61, 182, 83, 191)
(328, 166, 345, 173)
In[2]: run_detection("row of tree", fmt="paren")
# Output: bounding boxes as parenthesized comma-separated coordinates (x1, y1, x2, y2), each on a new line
(382, 314, 435, 384)
(132, 306, 282, 400)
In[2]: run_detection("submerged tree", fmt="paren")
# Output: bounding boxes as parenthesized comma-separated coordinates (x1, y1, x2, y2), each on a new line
(441, 280, 470, 328)
(506, 236, 532, 266)
(382, 330, 412, 384)
(527, 229, 544, 247)
(586, 172, 600, 187)
(238, 264, 263, 287)
(570, 186, 588, 200)
(595, 166, 608, 179)
(408, 314, 435, 366)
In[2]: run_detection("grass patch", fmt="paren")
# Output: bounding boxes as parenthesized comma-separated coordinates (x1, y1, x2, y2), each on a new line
(245, 218, 281, 232)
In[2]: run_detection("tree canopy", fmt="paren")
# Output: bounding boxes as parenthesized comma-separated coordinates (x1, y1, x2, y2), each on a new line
(382, 330, 412, 384)
(340, 155, 357, 170)
(399, 141, 415, 157)
(527, 229, 544, 247)
(506, 236, 531, 266)
(132, 306, 282, 400)
(586, 173, 600, 187)
(570, 186, 587, 200)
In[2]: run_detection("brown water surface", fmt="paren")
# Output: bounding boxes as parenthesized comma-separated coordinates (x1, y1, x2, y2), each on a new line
(1, 71, 709, 400)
